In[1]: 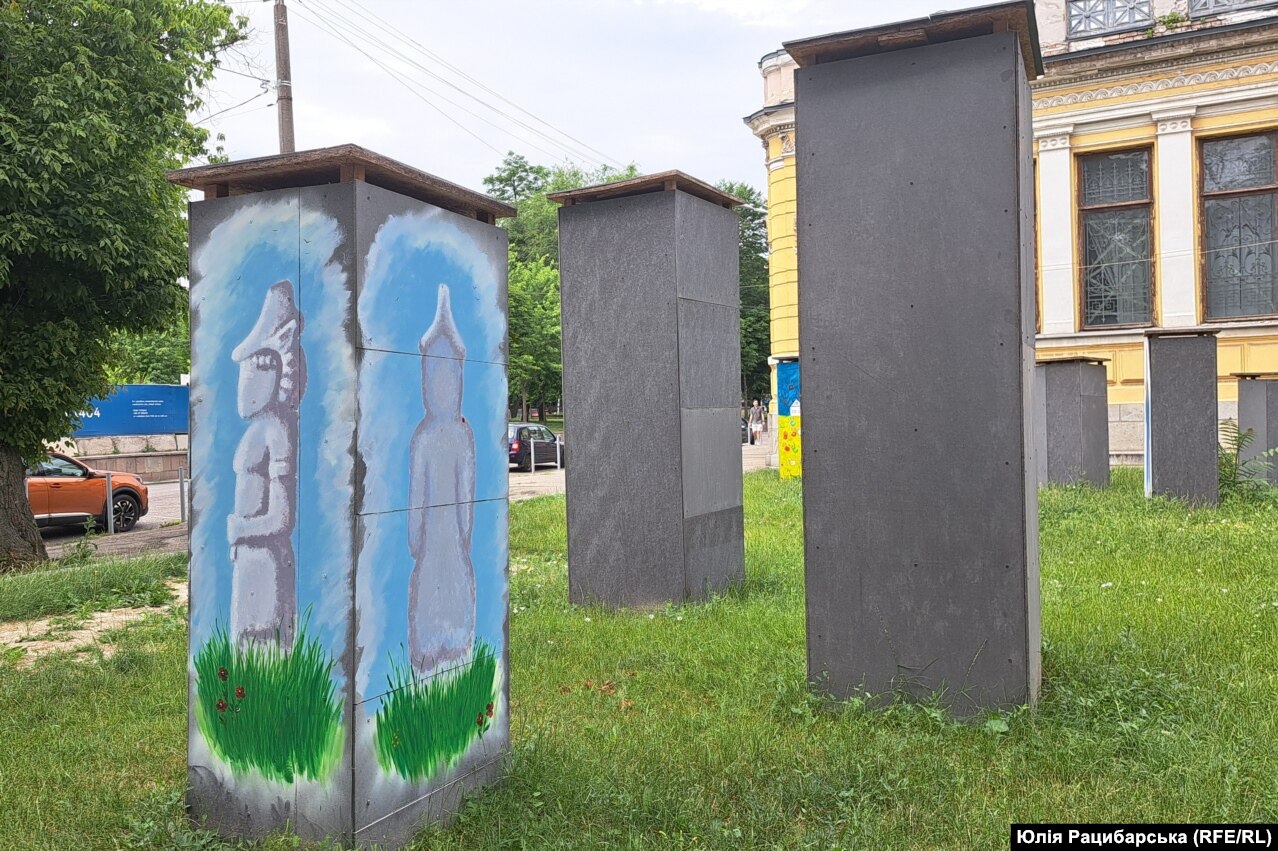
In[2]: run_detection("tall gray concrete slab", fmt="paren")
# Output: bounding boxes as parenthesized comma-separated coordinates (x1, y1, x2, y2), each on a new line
(1237, 376, 1278, 485)
(554, 172, 745, 607)
(1039, 358, 1110, 486)
(1144, 332, 1219, 505)
(171, 146, 514, 849)
(786, 3, 1042, 714)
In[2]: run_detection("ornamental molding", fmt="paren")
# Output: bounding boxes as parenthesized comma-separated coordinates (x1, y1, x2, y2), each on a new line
(1038, 133, 1073, 150)
(1033, 59, 1278, 109)
(1156, 116, 1194, 133)
(1032, 41, 1278, 91)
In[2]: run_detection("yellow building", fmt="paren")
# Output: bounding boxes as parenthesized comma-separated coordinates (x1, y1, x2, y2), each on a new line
(747, 0, 1278, 463)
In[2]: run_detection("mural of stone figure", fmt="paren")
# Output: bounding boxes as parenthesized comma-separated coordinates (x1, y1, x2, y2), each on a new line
(228, 280, 305, 646)
(408, 283, 477, 675)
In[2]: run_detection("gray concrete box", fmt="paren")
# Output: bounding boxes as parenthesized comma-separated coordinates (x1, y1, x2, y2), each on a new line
(552, 172, 745, 607)
(785, 3, 1043, 714)
(1038, 358, 1110, 486)
(1235, 375, 1278, 485)
(1144, 332, 1219, 505)
(171, 146, 514, 849)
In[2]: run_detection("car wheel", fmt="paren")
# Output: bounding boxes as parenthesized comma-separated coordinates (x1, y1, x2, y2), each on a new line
(106, 493, 140, 532)
(522, 453, 534, 473)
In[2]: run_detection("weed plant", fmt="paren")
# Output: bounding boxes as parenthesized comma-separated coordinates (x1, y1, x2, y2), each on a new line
(374, 642, 499, 782)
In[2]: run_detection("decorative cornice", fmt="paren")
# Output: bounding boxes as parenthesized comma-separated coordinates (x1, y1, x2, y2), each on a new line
(1033, 59, 1278, 108)
(1033, 41, 1278, 91)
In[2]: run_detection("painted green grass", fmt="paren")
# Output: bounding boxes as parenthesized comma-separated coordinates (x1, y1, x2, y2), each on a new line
(192, 619, 343, 784)
(0, 553, 185, 622)
(374, 643, 499, 782)
(1, 470, 1276, 849)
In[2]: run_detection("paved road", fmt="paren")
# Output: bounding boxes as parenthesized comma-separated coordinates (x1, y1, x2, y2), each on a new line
(44, 445, 775, 559)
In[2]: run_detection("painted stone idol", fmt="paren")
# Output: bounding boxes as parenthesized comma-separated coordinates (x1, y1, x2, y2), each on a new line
(408, 283, 477, 675)
(229, 280, 305, 646)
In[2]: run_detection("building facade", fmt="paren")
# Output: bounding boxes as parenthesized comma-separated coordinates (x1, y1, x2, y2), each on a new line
(747, 0, 1278, 461)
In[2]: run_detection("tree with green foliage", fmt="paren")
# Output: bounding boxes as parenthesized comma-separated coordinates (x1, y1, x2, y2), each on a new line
(0, 0, 242, 566)
(104, 310, 191, 386)
(485, 156, 641, 421)
(482, 152, 549, 205)
(506, 255, 561, 422)
(717, 181, 771, 403)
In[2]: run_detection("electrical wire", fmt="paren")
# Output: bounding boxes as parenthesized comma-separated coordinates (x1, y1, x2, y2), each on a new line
(288, 4, 508, 157)
(194, 89, 271, 125)
(297, 0, 613, 168)
(327, 0, 625, 168)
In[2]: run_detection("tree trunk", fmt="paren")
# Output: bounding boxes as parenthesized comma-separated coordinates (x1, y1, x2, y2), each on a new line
(0, 443, 46, 569)
(520, 395, 528, 422)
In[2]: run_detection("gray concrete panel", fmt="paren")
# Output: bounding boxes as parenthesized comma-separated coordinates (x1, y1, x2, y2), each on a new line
(1238, 379, 1278, 485)
(681, 407, 745, 517)
(675, 191, 740, 307)
(1041, 360, 1110, 486)
(684, 506, 745, 601)
(560, 192, 687, 607)
(560, 187, 743, 607)
(1145, 334, 1218, 505)
(678, 299, 740, 410)
(795, 32, 1039, 714)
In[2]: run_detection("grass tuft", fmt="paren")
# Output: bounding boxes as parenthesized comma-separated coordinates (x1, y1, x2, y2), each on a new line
(0, 553, 185, 623)
(192, 617, 343, 784)
(374, 642, 499, 782)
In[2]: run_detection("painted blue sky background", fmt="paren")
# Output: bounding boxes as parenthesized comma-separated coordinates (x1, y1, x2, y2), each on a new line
(355, 210, 509, 705)
(190, 197, 355, 672)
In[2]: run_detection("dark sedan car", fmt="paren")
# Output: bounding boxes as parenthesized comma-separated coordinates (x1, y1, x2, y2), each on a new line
(508, 423, 565, 472)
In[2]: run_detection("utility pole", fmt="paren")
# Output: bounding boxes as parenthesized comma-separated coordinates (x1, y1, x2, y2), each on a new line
(274, 0, 295, 153)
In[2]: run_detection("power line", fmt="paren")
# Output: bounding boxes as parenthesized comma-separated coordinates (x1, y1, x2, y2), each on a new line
(194, 89, 271, 125)
(329, 0, 625, 168)
(288, 4, 506, 157)
(297, 0, 614, 168)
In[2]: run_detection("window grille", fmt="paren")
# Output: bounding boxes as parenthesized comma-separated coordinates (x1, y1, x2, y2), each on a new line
(1078, 150, 1154, 327)
(1201, 134, 1278, 319)
(1067, 0, 1153, 37)
(1190, 0, 1278, 17)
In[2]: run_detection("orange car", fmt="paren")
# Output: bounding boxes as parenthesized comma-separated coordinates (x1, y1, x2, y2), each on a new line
(26, 452, 150, 533)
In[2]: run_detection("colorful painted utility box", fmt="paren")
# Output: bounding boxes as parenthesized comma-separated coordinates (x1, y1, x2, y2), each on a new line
(170, 146, 514, 849)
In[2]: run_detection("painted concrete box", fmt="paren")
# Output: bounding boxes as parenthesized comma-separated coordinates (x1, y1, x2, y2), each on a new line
(1038, 358, 1110, 487)
(1145, 331, 1219, 506)
(786, 2, 1044, 714)
(1236, 375, 1278, 485)
(551, 172, 746, 608)
(171, 147, 514, 849)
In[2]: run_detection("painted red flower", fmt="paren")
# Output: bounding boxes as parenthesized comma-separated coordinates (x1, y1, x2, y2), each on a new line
(476, 713, 484, 727)
(485, 702, 494, 718)
(216, 698, 228, 713)
(235, 685, 246, 700)
(217, 667, 228, 681)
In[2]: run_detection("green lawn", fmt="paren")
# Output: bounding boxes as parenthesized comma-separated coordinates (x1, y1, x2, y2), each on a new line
(1, 469, 1276, 849)
(0, 552, 185, 623)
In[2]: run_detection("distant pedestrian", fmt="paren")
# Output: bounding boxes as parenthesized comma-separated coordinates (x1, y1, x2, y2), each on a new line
(748, 399, 764, 445)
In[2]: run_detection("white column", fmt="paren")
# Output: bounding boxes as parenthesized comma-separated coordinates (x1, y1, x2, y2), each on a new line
(1154, 109, 1198, 328)
(1037, 129, 1076, 335)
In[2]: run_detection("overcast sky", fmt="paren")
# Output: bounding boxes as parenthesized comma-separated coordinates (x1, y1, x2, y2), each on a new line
(199, 0, 956, 197)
